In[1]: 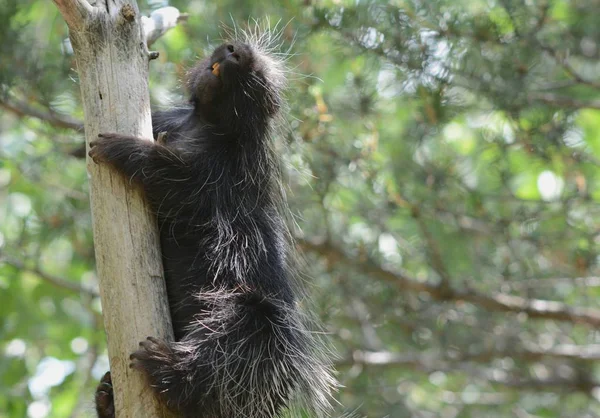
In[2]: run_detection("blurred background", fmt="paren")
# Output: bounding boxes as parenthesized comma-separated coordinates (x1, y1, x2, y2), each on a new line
(2, 0, 600, 417)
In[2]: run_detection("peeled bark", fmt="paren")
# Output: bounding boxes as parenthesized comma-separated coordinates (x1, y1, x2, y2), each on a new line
(53, 1, 174, 417)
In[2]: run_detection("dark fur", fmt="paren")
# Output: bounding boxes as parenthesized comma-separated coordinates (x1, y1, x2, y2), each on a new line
(91, 31, 333, 418)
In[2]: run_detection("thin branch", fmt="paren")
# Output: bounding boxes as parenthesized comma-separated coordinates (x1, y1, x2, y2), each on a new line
(539, 43, 600, 89)
(508, 276, 600, 291)
(299, 240, 600, 327)
(0, 97, 83, 131)
(338, 344, 600, 369)
(432, 207, 492, 234)
(463, 291, 600, 326)
(336, 350, 598, 393)
(442, 391, 510, 406)
(504, 343, 600, 362)
(411, 205, 452, 288)
(498, 0, 521, 38)
(534, 79, 580, 91)
(488, 374, 595, 392)
(348, 297, 384, 351)
(336, 350, 445, 369)
(528, 93, 600, 110)
(1, 253, 99, 297)
(143, 6, 188, 46)
(456, 344, 600, 363)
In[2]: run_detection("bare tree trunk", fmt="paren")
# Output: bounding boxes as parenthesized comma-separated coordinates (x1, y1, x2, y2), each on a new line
(52, 1, 174, 417)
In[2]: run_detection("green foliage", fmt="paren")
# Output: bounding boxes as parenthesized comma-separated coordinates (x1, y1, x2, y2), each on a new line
(3, 0, 600, 417)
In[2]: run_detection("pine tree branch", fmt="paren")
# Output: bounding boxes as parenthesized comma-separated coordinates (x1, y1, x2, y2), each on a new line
(338, 344, 600, 368)
(337, 350, 598, 393)
(0, 97, 84, 131)
(1, 253, 99, 297)
(507, 276, 600, 291)
(528, 93, 600, 110)
(538, 43, 600, 90)
(299, 240, 600, 327)
(410, 205, 452, 289)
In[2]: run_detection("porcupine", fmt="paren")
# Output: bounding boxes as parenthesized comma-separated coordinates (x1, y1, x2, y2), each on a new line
(91, 27, 335, 418)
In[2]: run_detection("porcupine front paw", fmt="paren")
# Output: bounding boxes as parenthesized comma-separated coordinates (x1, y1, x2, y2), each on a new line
(88, 133, 125, 164)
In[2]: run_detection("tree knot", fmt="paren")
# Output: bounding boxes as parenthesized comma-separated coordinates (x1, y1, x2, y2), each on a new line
(121, 5, 136, 22)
